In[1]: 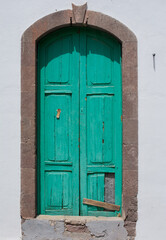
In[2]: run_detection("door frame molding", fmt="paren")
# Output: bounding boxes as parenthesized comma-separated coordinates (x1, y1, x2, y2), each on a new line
(21, 4, 138, 237)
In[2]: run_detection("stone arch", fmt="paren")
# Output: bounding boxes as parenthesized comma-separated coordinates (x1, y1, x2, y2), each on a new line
(21, 4, 138, 238)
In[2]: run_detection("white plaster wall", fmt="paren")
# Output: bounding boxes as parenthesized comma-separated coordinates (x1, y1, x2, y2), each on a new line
(0, 0, 166, 239)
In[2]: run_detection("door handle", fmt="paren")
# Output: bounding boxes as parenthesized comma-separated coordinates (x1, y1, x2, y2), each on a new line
(56, 109, 61, 119)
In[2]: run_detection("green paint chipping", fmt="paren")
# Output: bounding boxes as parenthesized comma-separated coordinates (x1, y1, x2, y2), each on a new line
(37, 27, 122, 217)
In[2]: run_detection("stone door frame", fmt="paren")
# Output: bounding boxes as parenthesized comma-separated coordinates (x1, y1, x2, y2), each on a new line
(21, 4, 138, 237)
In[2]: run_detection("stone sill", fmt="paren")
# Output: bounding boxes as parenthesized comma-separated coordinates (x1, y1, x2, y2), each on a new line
(37, 214, 124, 223)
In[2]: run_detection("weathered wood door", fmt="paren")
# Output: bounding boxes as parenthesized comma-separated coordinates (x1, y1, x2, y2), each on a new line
(38, 27, 122, 216)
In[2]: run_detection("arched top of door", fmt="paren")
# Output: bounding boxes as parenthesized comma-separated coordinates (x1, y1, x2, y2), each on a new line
(22, 3, 137, 43)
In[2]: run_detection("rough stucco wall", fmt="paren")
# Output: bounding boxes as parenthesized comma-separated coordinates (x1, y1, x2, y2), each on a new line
(0, 0, 166, 240)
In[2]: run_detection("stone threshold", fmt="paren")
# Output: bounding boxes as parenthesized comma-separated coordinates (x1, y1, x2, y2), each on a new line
(37, 214, 124, 223)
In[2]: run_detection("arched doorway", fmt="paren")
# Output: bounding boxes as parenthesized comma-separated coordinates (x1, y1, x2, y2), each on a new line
(37, 27, 122, 216)
(21, 4, 138, 237)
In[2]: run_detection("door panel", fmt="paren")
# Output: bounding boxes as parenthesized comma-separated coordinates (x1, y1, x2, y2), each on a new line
(45, 94, 71, 162)
(45, 35, 73, 84)
(45, 171, 72, 210)
(88, 173, 105, 211)
(38, 27, 122, 217)
(87, 95, 114, 164)
(87, 35, 113, 85)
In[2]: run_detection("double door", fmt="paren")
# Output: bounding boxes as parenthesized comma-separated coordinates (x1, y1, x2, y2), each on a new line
(38, 27, 122, 216)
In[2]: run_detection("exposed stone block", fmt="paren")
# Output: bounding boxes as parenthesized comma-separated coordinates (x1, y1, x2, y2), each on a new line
(122, 41, 137, 68)
(122, 66, 138, 94)
(21, 118, 36, 144)
(21, 193, 36, 218)
(21, 65, 36, 91)
(127, 237, 135, 240)
(123, 144, 138, 170)
(21, 168, 36, 195)
(123, 196, 138, 222)
(21, 91, 36, 119)
(123, 119, 138, 144)
(86, 11, 137, 42)
(123, 92, 138, 119)
(21, 142, 36, 169)
(21, 41, 36, 66)
(123, 170, 138, 196)
(65, 223, 89, 233)
(124, 221, 136, 237)
(47, 11, 72, 33)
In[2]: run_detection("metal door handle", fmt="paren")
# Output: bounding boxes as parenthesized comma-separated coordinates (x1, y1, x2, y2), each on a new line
(56, 109, 61, 119)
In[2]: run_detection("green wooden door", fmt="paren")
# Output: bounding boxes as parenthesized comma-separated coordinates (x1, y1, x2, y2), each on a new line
(38, 27, 122, 216)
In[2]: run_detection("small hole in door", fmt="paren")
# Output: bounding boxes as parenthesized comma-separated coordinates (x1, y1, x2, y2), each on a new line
(104, 173, 115, 206)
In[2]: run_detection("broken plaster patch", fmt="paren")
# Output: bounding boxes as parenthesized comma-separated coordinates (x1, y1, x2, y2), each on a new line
(86, 220, 128, 240)
(22, 219, 72, 240)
